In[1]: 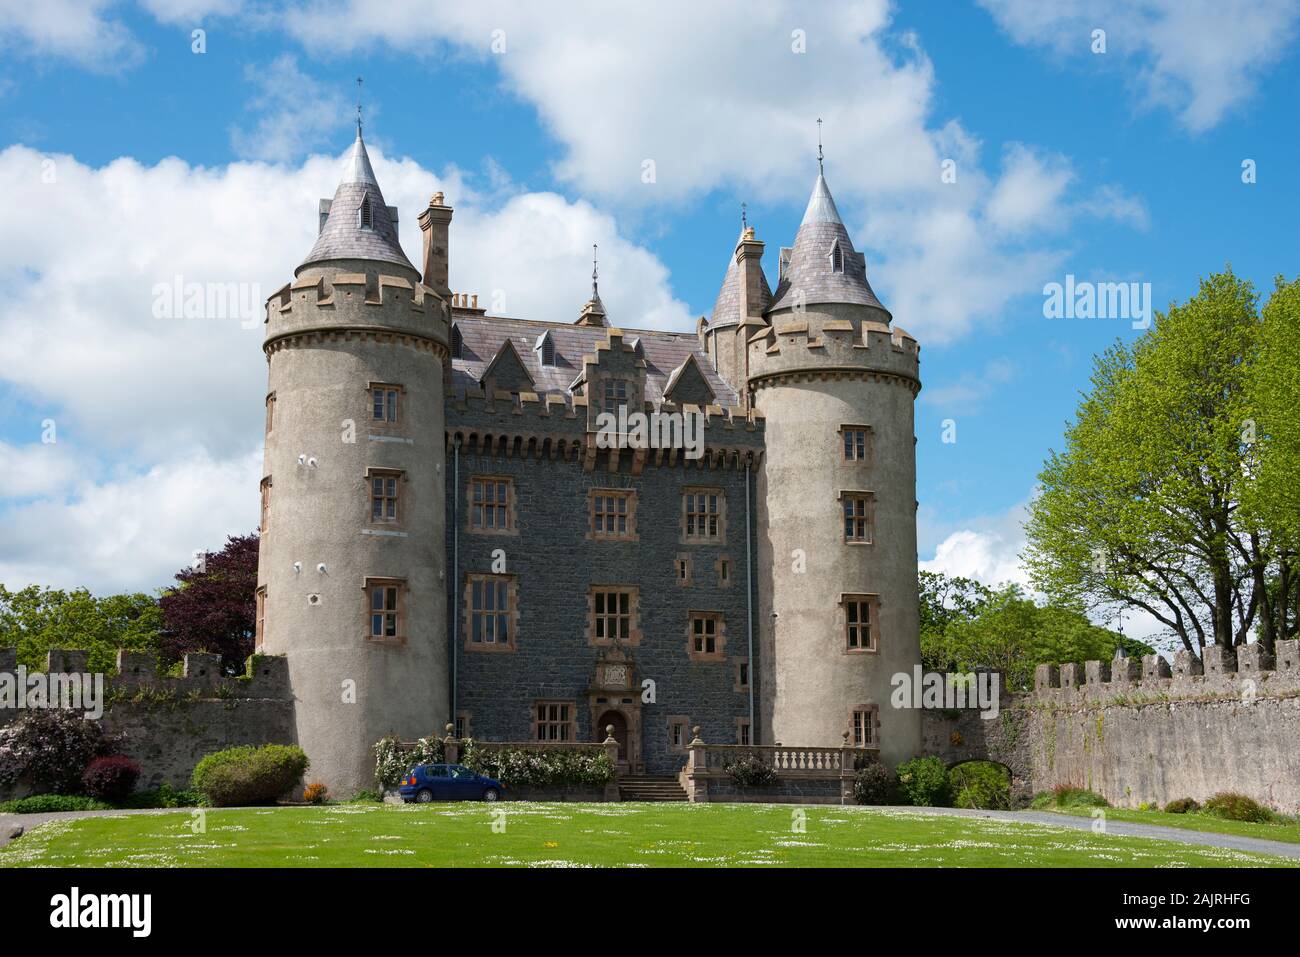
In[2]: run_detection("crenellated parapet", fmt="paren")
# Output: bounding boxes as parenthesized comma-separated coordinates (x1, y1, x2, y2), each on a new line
(263, 267, 450, 359)
(1032, 640, 1300, 705)
(0, 648, 292, 705)
(747, 309, 921, 396)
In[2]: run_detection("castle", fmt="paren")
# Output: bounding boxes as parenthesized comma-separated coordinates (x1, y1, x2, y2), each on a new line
(255, 126, 923, 796)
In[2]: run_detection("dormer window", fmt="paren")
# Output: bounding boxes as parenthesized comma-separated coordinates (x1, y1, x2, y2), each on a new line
(535, 332, 556, 367)
(831, 242, 844, 273)
(451, 323, 463, 359)
(359, 193, 373, 230)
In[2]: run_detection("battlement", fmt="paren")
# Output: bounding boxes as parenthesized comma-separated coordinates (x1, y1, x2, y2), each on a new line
(0, 647, 292, 702)
(747, 308, 920, 393)
(263, 270, 450, 355)
(1032, 640, 1300, 703)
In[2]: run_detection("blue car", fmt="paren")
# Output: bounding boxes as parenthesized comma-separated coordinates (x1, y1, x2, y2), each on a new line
(398, 763, 504, 803)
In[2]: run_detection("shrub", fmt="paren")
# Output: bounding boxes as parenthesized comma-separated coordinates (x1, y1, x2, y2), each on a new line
(895, 756, 951, 807)
(722, 752, 777, 788)
(1201, 792, 1276, 824)
(853, 760, 899, 805)
(461, 741, 615, 789)
(1030, 785, 1109, 810)
(81, 756, 141, 802)
(0, 709, 119, 794)
(302, 781, 329, 804)
(950, 761, 1011, 810)
(374, 735, 444, 790)
(191, 744, 309, 807)
(0, 794, 112, 813)
(1164, 797, 1201, 814)
(117, 783, 203, 808)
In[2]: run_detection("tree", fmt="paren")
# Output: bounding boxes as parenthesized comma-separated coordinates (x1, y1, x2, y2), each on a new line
(1025, 269, 1299, 658)
(0, 585, 163, 673)
(158, 532, 259, 673)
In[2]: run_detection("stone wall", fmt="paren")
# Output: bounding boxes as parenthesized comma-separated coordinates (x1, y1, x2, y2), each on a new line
(923, 640, 1300, 813)
(0, 648, 295, 797)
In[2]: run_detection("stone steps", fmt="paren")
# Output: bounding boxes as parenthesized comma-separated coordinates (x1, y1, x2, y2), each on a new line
(618, 775, 688, 802)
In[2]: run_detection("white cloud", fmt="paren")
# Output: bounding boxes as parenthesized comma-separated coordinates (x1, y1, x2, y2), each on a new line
(0, 0, 142, 70)
(229, 54, 352, 163)
(922, 357, 1017, 411)
(920, 501, 1032, 591)
(0, 142, 691, 592)
(978, 0, 1300, 132)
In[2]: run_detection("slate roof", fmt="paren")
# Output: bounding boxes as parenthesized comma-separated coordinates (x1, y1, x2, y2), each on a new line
(450, 315, 741, 407)
(709, 231, 772, 329)
(767, 172, 890, 316)
(298, 131, 416, 275)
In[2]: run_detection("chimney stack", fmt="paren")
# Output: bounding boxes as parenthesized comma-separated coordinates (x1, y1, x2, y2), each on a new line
(418, 192, 453, 295)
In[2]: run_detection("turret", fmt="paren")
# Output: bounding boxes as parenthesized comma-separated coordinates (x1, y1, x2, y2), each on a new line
(700, 224, 771, 404)
(749, 166, 922, 766)
(257, 126, 451, 796)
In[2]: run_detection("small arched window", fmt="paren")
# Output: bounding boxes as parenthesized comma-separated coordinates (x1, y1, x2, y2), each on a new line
(831, 242, 843, 273)
(451, 324, 463, 359)
(359, 194, 373, 230)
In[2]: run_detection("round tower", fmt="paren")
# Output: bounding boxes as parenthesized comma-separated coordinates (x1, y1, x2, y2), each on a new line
(748, 169, 922, 766)
(256, 127, 450, 796)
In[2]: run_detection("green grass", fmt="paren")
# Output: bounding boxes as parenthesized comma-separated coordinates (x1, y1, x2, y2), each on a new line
(1042, 806, 1300, 845)
(1, 803, 1296, 867)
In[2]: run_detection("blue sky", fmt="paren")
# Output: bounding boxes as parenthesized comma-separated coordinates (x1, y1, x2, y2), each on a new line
(1, 0, 1297, 610)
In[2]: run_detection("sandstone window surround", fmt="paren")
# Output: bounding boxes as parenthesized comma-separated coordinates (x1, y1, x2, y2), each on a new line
(602, 377, 630, 417)
(265, 391, 276, 435)
(366, 467, 404, 526)
(464, 573, 517, 652)
(840, 490, 875, 544)
(687, 611, 726, 661)
(733, 658, 750, 693)
(735, 717, 752, 746)
(588, 487, 638, 541)
(468, 475, 516, 535)
(533, 701, 576, 742)
(364, 577, 406, 645)
(715, 554, 732, 588)
(667, 714, 691, 753)
(851, 705, 881, 748)
(840, 424, 872, 465)
(255, 586, 267, 652)
(681, 486, 726, 544)
(841, 593, 880, 653)
(587, 586, 642, 647)
(675, 554, 692, 587)
(368, 381, 403, 428)
(259, 476, 272, 533)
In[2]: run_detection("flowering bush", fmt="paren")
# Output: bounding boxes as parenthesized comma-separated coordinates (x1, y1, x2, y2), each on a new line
(461, 741, 614, 789)
(0, 709, 119, 794)
(302, 781, 329, 804)
(81, 755, 141, 801)
(722, 751, 777, 787)
(373, 735, 444, 789)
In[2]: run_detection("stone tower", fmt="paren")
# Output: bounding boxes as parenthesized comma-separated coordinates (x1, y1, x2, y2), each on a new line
(747, 169, 922, 765)
(257, 128, 451, 796)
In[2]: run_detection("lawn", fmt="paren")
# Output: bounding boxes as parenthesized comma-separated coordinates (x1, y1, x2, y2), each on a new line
(1, 803, 1296, 867)
(1042, 806, 1300, 845)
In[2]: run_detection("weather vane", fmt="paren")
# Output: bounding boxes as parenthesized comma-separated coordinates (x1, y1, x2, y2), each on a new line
(592, 243, 599, 298)
(741, 201, 748, 230)
(817, 117, 824, 174)
(356, 76, 364, 135)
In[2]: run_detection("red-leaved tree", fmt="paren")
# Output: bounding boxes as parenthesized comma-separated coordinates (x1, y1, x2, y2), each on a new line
(159, 533, 259, 673)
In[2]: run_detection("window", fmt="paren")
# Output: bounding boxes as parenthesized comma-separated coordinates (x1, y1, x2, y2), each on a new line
(842, 426, 871, 462)
(455, 713, 470, 740)
(831, 242, 843, 273)
(687, 611, 725, 661)
(538, 334, 556, 367)
(360, 194, 373, 229)
(590, 489, 636, 541)
(675, 555, 692, 587)
(260, 476, 272, 532)
(534, 702, 574, 742)
(682, 487, 725, 542)
(736, 719, 752, 746)
(716, 555, 731, 587)
(590, 587, 637, 645)
(265, 392, 275, 435)
(842, 492, 874, 543)
(469, 476, 514, 534)
(365, 578, 404, 642)
(734, 659, 750, 692)
(370, 384, 400, 425)
(668, 716, 690, 752)
(451, 324, 463, 359)
(255, 586, 267, 651)
(369, 471, 400, 523)
(603, 379, 628, 415)
(466, 574, 514, 650)
(844, 594, 879, 652)
(852, 707, 879, 748)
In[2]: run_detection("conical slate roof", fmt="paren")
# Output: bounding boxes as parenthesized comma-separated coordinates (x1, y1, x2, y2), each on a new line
(298, 129, 415, 274)
(709, 230, 772, 328)
(767, 172, 889, 316)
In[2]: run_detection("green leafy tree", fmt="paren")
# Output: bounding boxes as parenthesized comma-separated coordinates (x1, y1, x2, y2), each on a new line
(1025, 269, 1298, 657)
(0, 585, 163, 673)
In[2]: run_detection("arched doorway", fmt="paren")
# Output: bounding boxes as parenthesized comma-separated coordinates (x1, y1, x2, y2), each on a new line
(596, 710, 629, 763)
